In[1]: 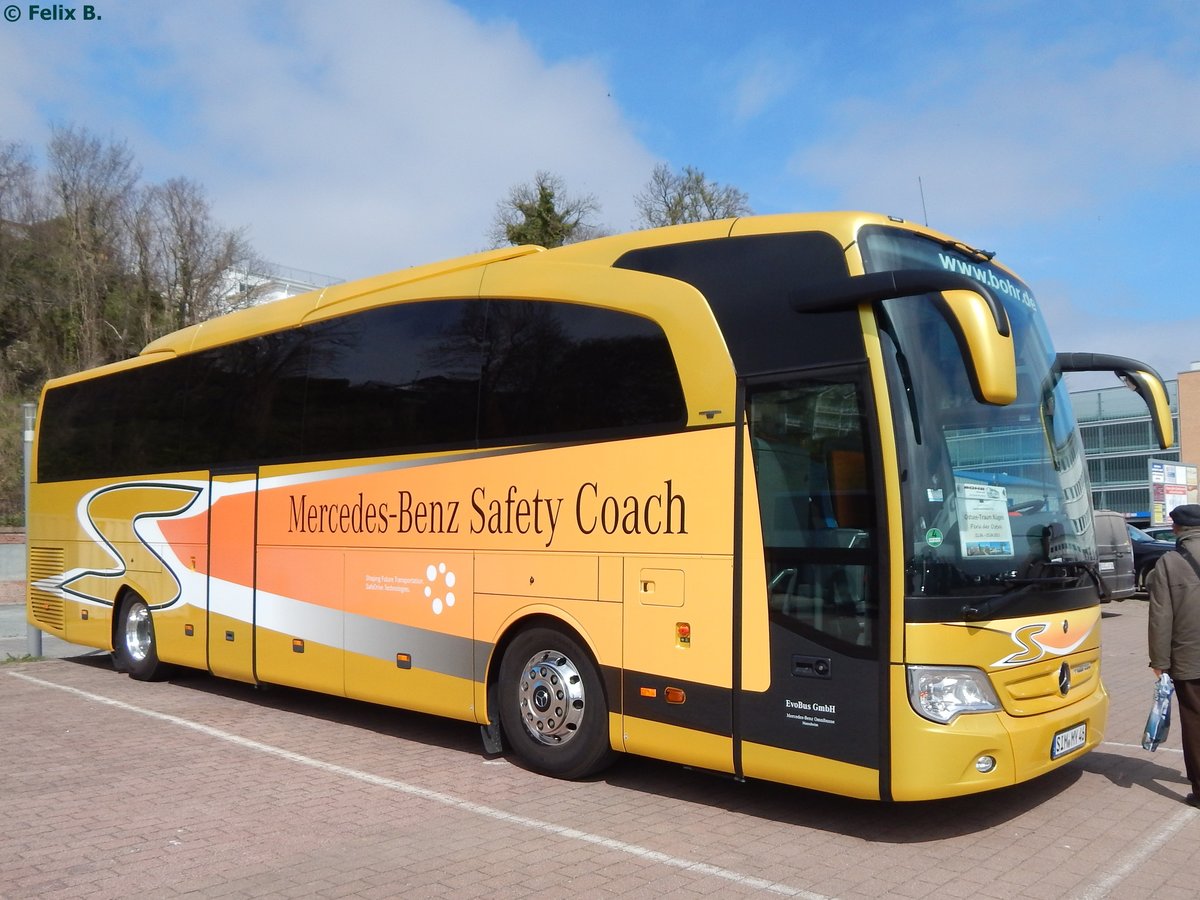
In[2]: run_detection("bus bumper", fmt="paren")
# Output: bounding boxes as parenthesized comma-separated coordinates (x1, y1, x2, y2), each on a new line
(889, 670, 1108, 801)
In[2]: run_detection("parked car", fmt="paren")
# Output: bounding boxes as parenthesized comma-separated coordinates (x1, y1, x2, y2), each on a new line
(1094, 510, 1135, 601)
(1128, 524, 1176, 591)
(1142, 525, 1176, 542)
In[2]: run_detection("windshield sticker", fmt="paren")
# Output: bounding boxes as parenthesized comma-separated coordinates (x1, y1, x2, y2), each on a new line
(936, 253, 1037, 312)
(927, 488, 944, 502)
(925, 527, 944, 548)
(957, 482, 1015, 558)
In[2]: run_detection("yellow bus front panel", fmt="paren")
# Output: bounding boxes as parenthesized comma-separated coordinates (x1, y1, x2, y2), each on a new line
(893, 615, 1107, 800)
(888, 664, 1108, 801)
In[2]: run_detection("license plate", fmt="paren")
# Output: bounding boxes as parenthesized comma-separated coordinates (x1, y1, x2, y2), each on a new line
(1051, 722, 1087, 759)
(1099, 561, 1115, 573)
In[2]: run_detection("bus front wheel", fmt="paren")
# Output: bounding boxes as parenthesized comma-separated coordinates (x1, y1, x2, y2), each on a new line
(499, 626, 614, 779)
(114, 593, 170, 682)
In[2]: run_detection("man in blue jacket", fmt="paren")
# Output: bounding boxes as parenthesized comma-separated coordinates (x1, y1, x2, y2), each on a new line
(1148, 503, 1200, 807)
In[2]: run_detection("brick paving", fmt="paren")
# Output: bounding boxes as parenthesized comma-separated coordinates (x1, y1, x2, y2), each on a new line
(1, 593, 1198, 898)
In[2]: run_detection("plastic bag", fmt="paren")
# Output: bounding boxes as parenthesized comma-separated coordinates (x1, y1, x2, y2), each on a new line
(1143, 673, 1174, 751)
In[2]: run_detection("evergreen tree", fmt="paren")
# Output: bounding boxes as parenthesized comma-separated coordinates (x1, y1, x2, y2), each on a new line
(490, 171, 602, 248)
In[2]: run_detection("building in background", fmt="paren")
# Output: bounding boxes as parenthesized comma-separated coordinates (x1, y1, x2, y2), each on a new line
(1178, 364, 1200, 471)
(225, 262, 342, 306)
(1074, 363, 1200, 525)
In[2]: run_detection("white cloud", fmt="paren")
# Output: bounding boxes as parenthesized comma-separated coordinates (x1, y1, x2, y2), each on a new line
(2, 0, 656, 279)
(1038, 276, 1200, 390)
(727, 55, 799, 125)
(778, 17, 1200, 390)
(0, 53, 36, 145)
(789, 46, 1200, 236)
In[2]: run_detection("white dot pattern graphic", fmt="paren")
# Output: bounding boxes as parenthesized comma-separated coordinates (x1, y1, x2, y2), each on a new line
(425, 562, 457, 615)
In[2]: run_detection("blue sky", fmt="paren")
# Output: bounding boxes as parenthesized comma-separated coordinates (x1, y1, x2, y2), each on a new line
(1, 0, 1198, 388)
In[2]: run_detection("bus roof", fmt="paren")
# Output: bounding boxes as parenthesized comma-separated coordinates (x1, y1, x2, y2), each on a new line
(61, 211, 1007, 384)
(136, 212, 919, 359)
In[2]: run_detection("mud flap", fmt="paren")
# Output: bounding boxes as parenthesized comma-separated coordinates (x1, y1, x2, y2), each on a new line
(480, 682, 503, 757)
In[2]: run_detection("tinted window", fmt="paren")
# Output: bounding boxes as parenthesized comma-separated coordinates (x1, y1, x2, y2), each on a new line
(39, 368, 126, 482)
(186, 329, 310, 466)
(39, 354, 199, 481)
(38, 330, 311, 480)
(301, 301, 482, 456)
(615, 232, 857, 377)
(39, 298, 687, 482)
(750, 377, 878, 654)
(479, 300, 685, 442)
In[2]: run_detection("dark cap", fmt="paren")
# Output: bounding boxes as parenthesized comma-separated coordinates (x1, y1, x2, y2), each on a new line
(1169, 504, 1200, 527)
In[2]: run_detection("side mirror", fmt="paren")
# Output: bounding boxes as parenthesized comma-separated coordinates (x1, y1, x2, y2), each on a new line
(791, 270, 1016, 406)
(1056, 352, 1174, 449)
(933, 289, 1017, 406)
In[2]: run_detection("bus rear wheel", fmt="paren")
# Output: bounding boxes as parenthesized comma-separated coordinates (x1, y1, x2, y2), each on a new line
(114, 593, 170, 681)
(499, 626, 614, 779)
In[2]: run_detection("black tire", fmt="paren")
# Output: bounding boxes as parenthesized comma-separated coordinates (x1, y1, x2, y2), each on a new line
(498, 626, 615, 779)
(113, 593, 170, 681)
(1137, 565, 1153, 594)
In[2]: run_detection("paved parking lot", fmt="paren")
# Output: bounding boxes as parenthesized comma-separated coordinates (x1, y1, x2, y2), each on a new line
(1, 588, 1197, 899)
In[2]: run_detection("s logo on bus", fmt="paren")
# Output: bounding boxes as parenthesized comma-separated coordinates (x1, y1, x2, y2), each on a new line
(58, 481, 204, 609)
(993, 617, 1095, 668)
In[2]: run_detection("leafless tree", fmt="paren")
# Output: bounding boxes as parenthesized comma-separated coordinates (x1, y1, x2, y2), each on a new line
(635, 163, 752, 228)
(0, 125, 259, 527)
(145, 177, 257, 328)
(45, 125, 140, 368)
(0, 140, 37, 224)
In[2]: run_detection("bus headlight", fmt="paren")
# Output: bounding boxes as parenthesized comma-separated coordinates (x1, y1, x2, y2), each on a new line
(907, 665, 1001, 724)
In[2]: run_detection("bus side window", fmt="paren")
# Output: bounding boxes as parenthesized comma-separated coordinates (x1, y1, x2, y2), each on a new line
(301, 301, 483, 457)
(478, 299, 686, 443)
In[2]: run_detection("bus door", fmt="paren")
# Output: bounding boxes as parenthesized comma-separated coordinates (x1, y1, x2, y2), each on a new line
(206, 469, 258, 684)
(737, 373, 887, 798)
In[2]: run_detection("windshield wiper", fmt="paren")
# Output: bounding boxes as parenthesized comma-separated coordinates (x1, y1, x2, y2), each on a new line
(878, 310, 921, 443)
(960, 560, 1103, 621)
(1041, 559, 1105, 596)
(943, 239, 996, 262)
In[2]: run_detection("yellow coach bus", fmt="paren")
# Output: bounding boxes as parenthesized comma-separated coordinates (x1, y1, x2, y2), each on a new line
(26, 212, 1172, 800)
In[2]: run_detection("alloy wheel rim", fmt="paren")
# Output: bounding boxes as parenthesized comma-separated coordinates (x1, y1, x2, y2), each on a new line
(124, 604, 151, 663)
(516, 649, 586, 745)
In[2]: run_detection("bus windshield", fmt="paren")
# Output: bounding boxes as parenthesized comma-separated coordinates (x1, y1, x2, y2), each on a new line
(859, 225, 1096, 620)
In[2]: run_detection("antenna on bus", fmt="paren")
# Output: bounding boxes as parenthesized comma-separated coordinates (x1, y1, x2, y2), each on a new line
(918, 177, 929, 226)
